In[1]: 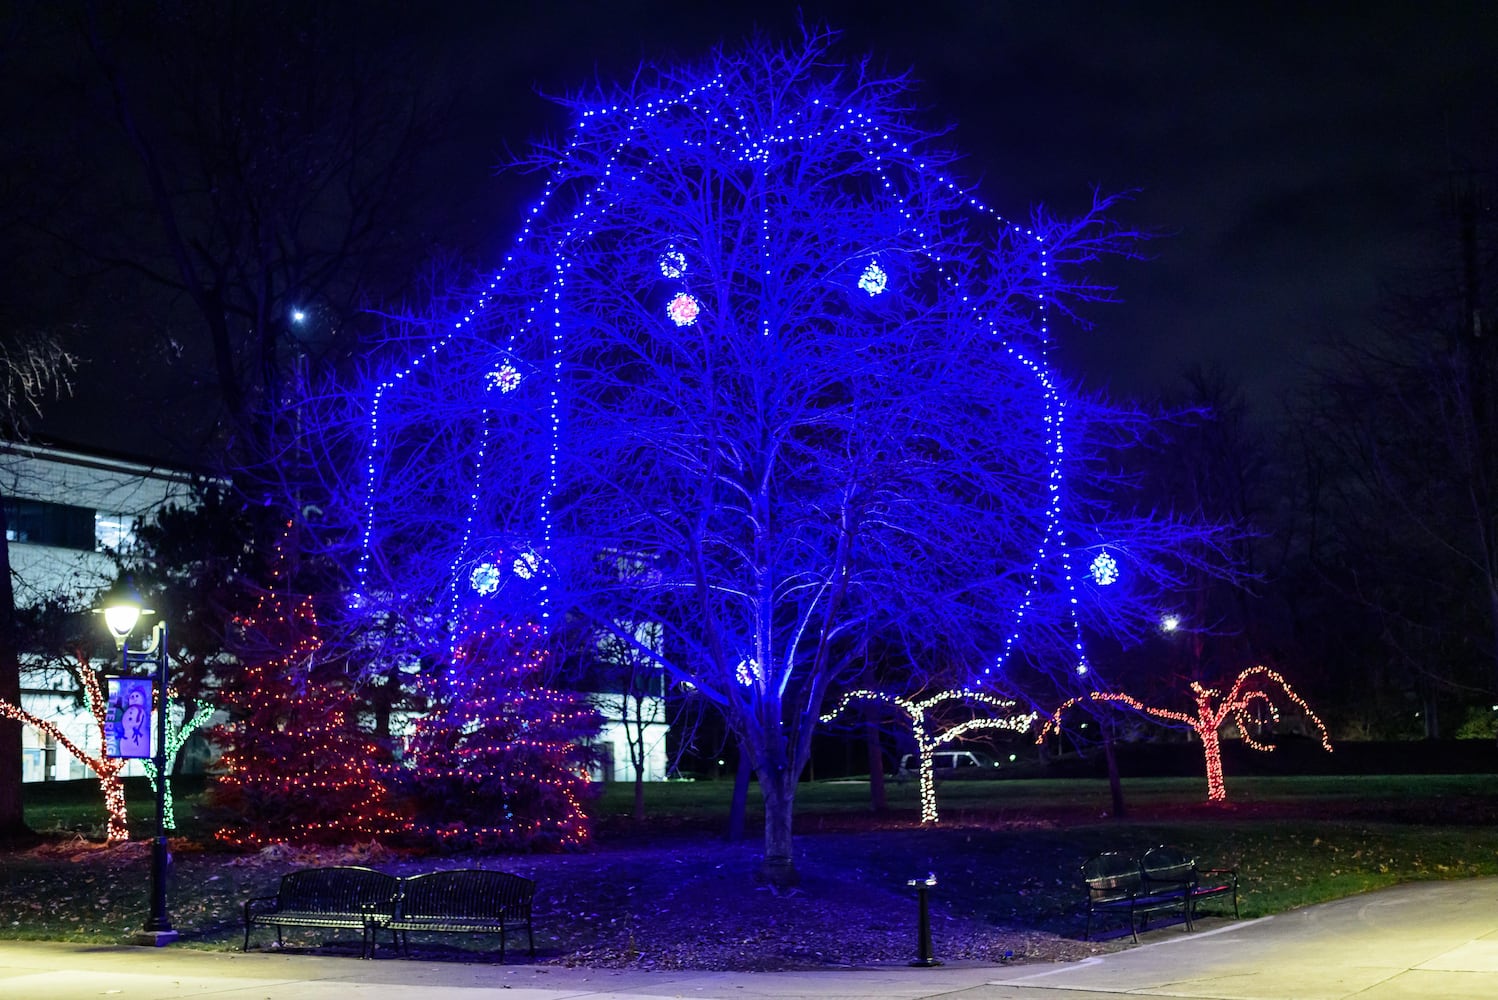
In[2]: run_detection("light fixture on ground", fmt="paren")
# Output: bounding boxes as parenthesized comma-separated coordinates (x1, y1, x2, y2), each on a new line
(98, 579, 178, 946)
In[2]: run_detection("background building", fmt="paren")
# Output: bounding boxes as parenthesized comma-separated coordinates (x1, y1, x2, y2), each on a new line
(2, 440, 201, 782)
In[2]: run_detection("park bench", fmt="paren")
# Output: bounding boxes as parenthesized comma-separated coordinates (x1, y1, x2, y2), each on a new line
(1081, 848, 1238, 942)
(243, 866, 400, 958)
(1141, 845, 1239, 924)
(381, 868, 536, 961)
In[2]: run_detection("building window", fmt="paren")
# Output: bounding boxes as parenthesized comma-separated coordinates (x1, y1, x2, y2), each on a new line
(94, 513, 137, 552)
(3, 498, 98, 551)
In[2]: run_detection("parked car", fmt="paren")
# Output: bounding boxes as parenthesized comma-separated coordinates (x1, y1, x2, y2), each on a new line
(897, 750, 1002, 778)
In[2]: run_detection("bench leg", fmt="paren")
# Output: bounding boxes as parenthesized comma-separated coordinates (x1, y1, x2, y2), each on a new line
(526, 919, 535, 960)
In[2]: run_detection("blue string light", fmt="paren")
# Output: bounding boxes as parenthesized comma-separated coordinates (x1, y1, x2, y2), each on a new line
(358, 53, 1097, 682)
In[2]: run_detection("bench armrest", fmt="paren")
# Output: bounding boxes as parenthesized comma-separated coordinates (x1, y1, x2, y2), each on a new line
(244, 895, 278, 923)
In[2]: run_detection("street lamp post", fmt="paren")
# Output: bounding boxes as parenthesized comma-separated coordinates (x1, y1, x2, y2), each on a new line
(100, 582, 178, 947)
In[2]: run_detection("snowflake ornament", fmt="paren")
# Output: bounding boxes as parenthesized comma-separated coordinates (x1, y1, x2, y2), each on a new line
(735, 658, 760, 686)
(1089, 550, 1119, 586)
(486, 364, 522, 393)
(857, 262, 888, 295)
(658, 248, 687, 279)
(469, 562, 501, 595)
(667, 293, 701, 327)
(513, 550, 540, 580)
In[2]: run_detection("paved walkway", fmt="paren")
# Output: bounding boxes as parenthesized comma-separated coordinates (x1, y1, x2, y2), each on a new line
(1, 878, 1495, 999)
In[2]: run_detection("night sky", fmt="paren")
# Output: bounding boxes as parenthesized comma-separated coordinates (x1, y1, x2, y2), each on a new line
(8, 1, 1497, 453)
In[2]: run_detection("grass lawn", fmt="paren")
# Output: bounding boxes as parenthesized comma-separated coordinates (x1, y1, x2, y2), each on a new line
(4, 772, 1498, 968)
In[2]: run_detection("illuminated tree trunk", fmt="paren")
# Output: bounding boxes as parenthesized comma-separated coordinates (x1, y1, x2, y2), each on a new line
(0, 667, 128, 842)
(1197, 726, 1227, 802)
(141, 700, 214, 830)
(916, 752, 938, 824)
(864, 703, 887, 813)
(726, 750, 750, 841)
(1101, 721, 1128, 817)
(758, 762, 798, 883)
(1192, 684, 1229, 801)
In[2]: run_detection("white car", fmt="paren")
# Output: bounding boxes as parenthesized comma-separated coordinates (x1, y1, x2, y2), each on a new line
(898, 750, 1001, 777)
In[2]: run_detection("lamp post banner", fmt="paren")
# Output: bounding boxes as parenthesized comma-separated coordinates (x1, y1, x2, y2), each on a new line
(106, 676, 155, 759)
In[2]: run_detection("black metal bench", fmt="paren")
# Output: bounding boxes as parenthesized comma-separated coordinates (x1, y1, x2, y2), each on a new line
(243, 866, 400, 958)
(382, 869, 536, 962)
(1081, 852, 1189, 942)
(1081, 848, 1239, 942)
(1141, 845, 1239, 924)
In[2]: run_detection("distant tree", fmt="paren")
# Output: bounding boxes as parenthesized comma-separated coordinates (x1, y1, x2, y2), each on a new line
(589, 622, 667, 822)
(120, 485, 257, 702)
(359, 33, 1231, 879)
(0, 331, 74, 838)
(1296, 178, 1498, 735)
(69, 0, 448, 484)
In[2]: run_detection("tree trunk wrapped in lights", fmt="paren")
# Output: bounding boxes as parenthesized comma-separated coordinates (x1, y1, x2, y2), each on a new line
(141, 697, 215, 831)
(0, 656, 128, 842)
(1039, 665, 1333, 802)
(823, 688, 1037, 823)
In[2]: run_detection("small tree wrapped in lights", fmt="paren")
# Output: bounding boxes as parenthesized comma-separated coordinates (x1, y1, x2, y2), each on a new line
(822, 688, 1037, 824)
(208, 576, 403, 847)
(0, 653, 129, 842)
(1039, 665, 1332, 802)
(141, 695, 215, 831)
(400, 620, 600, 851)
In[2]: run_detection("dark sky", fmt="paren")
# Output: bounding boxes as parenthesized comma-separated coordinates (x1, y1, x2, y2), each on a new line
(11, 1, 1498, 452)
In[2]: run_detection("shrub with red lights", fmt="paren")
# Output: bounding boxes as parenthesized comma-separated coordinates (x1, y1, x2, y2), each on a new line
(207, 575, 404, 848)
(399, 621, 600, 851)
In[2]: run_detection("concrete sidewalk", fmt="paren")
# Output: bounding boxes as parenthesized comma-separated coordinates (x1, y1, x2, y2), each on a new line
(1, 878, 1495, 1000)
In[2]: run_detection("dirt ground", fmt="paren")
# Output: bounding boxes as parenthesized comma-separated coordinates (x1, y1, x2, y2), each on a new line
(5, 820, 1123, 971)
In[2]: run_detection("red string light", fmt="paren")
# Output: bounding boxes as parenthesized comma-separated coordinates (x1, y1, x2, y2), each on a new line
(209, 530, 405, 848)
(401, 620, 599, 850)
(1038, 666, 1333, 802)
(1, 655, 129, 841)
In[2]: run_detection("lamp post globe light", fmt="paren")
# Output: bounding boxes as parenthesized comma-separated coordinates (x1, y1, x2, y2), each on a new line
(98, 579, 178, 946)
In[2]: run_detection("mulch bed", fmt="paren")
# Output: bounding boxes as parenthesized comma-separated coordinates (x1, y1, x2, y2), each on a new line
(1, 821, 1123, 970)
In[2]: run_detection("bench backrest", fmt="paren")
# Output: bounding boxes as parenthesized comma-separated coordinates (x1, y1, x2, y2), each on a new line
(1081, 852, 1142, 902)
(1141, 846, 1197, 885)
(278, 866, 400, 916)
(398, 869, 535, 920)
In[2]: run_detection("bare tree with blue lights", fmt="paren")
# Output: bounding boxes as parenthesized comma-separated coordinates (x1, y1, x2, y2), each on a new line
(359, 32, 1231, 877)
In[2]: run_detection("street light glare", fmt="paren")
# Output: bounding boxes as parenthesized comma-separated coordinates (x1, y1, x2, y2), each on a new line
(291, 308, 307, 324)
(103, 603, 141, 640)
(1161, 614, 1182, 633)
